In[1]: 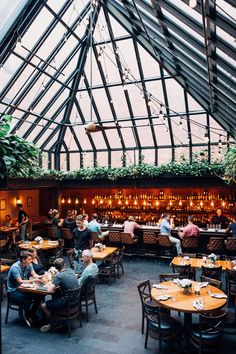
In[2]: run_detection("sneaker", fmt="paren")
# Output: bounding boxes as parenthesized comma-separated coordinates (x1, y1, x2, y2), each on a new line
(23, 312, 32, 328)
(40, 323, 52, 333)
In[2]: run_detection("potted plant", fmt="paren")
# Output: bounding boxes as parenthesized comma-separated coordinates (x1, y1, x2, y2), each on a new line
(178, 278, 193, 295)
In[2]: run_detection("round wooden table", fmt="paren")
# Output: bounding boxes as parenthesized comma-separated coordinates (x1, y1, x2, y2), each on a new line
(18, 239, 59, 251)
(151, 280, 227, 325)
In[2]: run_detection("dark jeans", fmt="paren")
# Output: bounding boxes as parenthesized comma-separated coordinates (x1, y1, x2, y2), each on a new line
(8, 289, 43, 316)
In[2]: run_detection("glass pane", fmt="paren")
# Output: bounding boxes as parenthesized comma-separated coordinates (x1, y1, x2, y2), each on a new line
(70, 153, 80, 170)
(158, 148, 172, 164)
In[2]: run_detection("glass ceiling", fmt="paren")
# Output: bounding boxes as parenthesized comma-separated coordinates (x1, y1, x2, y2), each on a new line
(0, 0, 235, 170)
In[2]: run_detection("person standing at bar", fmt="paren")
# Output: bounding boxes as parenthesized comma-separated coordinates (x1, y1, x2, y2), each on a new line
(226, 215, 236, 238)
(160, 213, 182, 255)
(17, 204, 28, 241)
(210, 208, 229, 229)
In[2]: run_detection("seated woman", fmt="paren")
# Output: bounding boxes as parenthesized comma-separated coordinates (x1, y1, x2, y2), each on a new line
(28, 248, 45, 275)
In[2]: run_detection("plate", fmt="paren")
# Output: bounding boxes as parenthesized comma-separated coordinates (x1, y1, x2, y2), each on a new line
(157, 295, 169, 301)
(21, 283, 34, 288)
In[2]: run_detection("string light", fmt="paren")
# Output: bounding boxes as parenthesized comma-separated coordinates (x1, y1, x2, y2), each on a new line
(158, 105, 164, 120)
(15, 37, 22, 50)
(68, 197, 71, 204)
(75, 198, 79, 204)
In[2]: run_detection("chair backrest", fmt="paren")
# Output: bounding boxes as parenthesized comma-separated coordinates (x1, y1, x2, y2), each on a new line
(201, 276, 223, 289)
(207, 237, 225, 252)
(158, 235, 172, 247)
(81, 276, 97, 297)
(159, 273, 180, 282)
(226, 238, 236, 252)
(143, 232, 158, 245)
(120, 232, 135, 244)
(63, 286, 82, 307)
(182, 237, 199, 249)
(226, 269, 236, 296)
(199, 311, 226, 336)
(46, 227, 58, 240)
(201, 265, 222, 280)
(108, 231, 121, 243)
(137, 280, 152, 304)
(0, 238, 9, 248)
(172, 264, 191, 278)
(179, 252, 196, 258)
(61, 228, 74, 240)
(143, 300, 161, 327)
(91, 232, 101, 243)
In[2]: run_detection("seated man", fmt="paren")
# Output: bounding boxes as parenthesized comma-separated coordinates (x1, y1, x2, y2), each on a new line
(40, 258, 79, 333)
(78, 249, 98, 287)
(123, 215, 141, 241)
(178, 216, 200, 239)
(88, 213, 109, 240)
(7, 251, 42, 327)
(160, 213, 182, 255)
(226, 215, 236, 238)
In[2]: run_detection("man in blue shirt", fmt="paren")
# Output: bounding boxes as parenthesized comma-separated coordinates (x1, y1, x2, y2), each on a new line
(7, 251, 42, 327)
(160, 213, 182, 255)
(88, 213, 109, 240)
(226, 215, 236, 237)
(78, 249, 98, 286)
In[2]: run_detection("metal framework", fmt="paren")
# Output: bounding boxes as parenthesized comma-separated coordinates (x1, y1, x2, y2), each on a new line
(0, 0, 235, 170)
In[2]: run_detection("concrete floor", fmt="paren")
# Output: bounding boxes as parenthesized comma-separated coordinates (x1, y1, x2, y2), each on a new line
(1, 258, 236, 354)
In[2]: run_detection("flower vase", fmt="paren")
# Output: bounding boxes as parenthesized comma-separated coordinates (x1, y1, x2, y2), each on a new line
(183, 287, 192, 295)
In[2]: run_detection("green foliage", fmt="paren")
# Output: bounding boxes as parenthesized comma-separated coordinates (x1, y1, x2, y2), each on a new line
(0, 115, 41, 179)
(42, 159, 224, 181)
(223, 145, 236, 184)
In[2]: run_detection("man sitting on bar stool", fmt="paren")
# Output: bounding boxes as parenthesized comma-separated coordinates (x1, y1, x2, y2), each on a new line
(160, 213, 182, 255)
(178, 216, 200, 239)
(123, 215, 141, 241)
(88, 213, 109, 241)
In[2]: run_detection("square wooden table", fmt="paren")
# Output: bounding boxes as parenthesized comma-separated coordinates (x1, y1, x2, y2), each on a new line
(171, 256, 235, 271)
(91, 247, 118, 261)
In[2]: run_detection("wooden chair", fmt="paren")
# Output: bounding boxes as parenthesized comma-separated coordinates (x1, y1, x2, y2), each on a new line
(115, 247, 124, 278)
(189, 311, 226, 354)
(61, 228, 75, 250)
(225, 238, 236, 256)
(143, 300, 182, 350)
(4, 279, 23, 324)
(182, 236, 199, 252)
(172, 263, 196, 280)
(108, 231, 121, 247)
(201, 265, 222, 281)
(207, 237, 225, 255)
(120, 232, 138, 258)
(98, 253, 117, 285)
(201, 276, 222, 289)
(224, 269, 236, 333)
(143, 232, 158, 257)
(52, 286, 82, 337)
(45, 227, 58, 240)
(159, 273, 180, 283)
(137, 280, 158, 334)
(91, 232, 102, 244)
(158, 234, 176, 257)
(80, 276, 98, 322)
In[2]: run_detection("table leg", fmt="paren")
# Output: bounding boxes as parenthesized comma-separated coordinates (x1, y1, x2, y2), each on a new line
(184, 312, 192, 326)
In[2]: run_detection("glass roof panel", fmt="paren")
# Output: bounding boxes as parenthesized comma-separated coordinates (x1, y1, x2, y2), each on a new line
(136, 120, 154, 147)
(70, 153, 81, 170)
(158, 148, 172, 164)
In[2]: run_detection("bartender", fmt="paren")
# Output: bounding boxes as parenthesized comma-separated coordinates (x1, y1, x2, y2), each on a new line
(210, 208, 229, 229)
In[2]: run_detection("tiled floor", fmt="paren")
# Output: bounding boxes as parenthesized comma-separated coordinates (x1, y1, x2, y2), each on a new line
(2, 258, 236, 354)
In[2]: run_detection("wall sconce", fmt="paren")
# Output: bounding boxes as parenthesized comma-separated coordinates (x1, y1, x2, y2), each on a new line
(16, 197, 21, 205)
(68, 197, 71, 204)
(61, 197, 65, 204)
(75, 198, 79, 204)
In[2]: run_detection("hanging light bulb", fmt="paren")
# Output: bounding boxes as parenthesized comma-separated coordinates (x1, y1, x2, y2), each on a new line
(204, 127, 209, 143)
(108, 199, 112, 205)
(125, 200, 129, 205)
(122, 84, 127, 91)
(218, 135, 222, 147)
(179, 201, 182, 206)
(83, 198, 87, 204)
(179, 117, 183, 125)
(190, 201, 193, 207)
(118, 200, 121, 205)
(100, 199, 103, 205)
(134, 200, 137, 206)
(210, 201, 214, 207)
(92, 199, 95, 205)
(68, 197, 71, 204)
(0, 63, 3, 71)
(75, 198, 79, 204)
(189, 0, 197, 8)
(156, 201, 159, 207)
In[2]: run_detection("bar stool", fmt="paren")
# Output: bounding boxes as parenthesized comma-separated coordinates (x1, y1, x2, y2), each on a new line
(225, 238, 236, 256)
(181, 236, 199, 253)
(143, 232, 158, 258)
(158, 235, 176, 258)
(207, 237, 225, 255)
(108, 231, 121, 247)
(120, 232, 138, 258)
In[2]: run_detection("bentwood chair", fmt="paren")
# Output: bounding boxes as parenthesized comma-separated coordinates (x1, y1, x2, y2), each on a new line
(80, 276, 98, 323)
(189, 311, 226, 354)
(4, 279, 23, 324)
(98, 253, 117, 285)
(53, 286, 82, 337)
(61, 228, 75, 250)
(108, 231, 121, 247)
(143, 300, 182, 350)
(159, 273, 180, 283)
(137, 280, 158, 334)
(201, 276, 222, 289)
(225, 238, 236, 256)
(120, 232, 138, 258)
(143, 232, 158, 257)
(182, 237, 199, 252)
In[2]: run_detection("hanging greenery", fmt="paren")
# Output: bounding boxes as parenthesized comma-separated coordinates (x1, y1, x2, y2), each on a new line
(223, 145, 236, 184)
(0, 115, 41, 179)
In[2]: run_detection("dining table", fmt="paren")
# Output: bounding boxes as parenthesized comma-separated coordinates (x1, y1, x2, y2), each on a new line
(18, 239, 59, 251)
(151, 280, 227, 326)
(0, 265, 10, 273)
(91, 246, 118, 261)
(171, 256, 236, 271)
